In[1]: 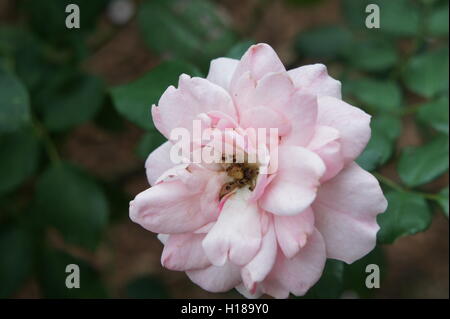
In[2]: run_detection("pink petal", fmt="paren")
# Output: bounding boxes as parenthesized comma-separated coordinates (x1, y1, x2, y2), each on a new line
(259, 146, 325, 216)
(186, 262, 241, 293)
(202, 189, 262, 266)
(161, 232, 211, 271)
(264, 229, 327, 297)
(307, 125, 344, 182)
(235, 284, 263, 299)
(130, 170, 222, 234)
(145, 141, 176, 186)
(231, 43, 285, 85)
(317, 96, 371, 163)
(281, 92, 318, 147)
(241, 219, 277, 293)
(288, 63, 341, 99)
(245, 72, 295, 114)
(274, 207, 315, 258)
(239, 106, 290, 136)
(312, 162, 388, 263)
(206, 57, 239, 91)
(154, 74, 237, 139)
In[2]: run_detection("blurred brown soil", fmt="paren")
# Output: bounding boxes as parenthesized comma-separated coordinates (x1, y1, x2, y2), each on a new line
(3, 0, 448, 298)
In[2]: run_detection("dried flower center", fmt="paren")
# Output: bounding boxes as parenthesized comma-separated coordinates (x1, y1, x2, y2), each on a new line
(219, 161, 259, 200)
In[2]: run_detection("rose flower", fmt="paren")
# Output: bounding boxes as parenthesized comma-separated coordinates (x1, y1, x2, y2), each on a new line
(130, 43, 387, 298)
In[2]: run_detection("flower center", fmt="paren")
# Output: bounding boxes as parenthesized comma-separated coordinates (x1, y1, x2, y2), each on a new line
(219, 160, 259, 200)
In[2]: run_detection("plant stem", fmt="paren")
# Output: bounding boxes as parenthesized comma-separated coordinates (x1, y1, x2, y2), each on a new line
(373, 172, 404, 192)
(373, 172, 443, 202)
(32, 117, 61, 165)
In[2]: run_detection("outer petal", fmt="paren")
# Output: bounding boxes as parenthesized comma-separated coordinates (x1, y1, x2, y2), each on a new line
(241, 219, 277, 293)
(186, 262, 241, 293)
(235, 284, 263, 299)
(312, 162, 388, 264)
(307, 125, 344, 182)
(317, 96, 371, 163)
(274, 207, 315, 258)
(288, 64, 341, 99)
(263, 229, 326, 297)
(154, 74, 237, 139)
(202, 189, 262, 266)
(145, 141, 176, 186)
(259, 146, 325, 216)
(206, 57, 239, 91)
(130, 170, 221, 234)
(161, 232, 211, 271)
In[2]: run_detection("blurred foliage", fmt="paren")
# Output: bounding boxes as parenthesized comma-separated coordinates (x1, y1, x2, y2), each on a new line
(0, 0, 448, 299)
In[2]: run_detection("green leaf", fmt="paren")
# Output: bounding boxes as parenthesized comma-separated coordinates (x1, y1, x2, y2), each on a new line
(0, 27, 54, 93)
(342, 0, 420, 37)
(41, 73, 105, 132)
(0, 129, 40, 194)
(302, 259, 345, 298)
(417, 95, 449, 135)
(111, 61, 200, 130)
(402, 47, 449, 98)
(344, 246, 385, 298)
(125, 275, 169, 299)
(0, 71, 31, 133)
(35, 163, 109, 249)
(136, 131, 166, 160)
(295, 25, 353, 60)
(0, 226, 34, 298)
(226, 40, 255, 59)
(398, 135, 449, 187)
(428, 2, 449, 37)
(341, 37, 398, 72)
(138, 0, 236, 67)
(356, 115, 401, 171)
(377, 191, 432, 244)
(21, 0, 108, 49)
(38, 247, 108, 298)
(346, 78, 402, 112)
(438, 187, 449, 217)
(371, 114, 402, 141)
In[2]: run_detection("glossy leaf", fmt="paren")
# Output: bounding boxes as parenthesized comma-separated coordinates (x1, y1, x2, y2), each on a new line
(343, 246, 385, 298)
(111, 61, 200, 130)
(35, 163, 109, 249)
(302, 259, 345, 298)
(377, 191, 432, 244)
(402, 47, 449, 98)
(38, 247, 108, 298)
(295, 25, 352, 60)
(346, 78, 402, 112)
(0, 226, 34, 298)
(438, 187, 449, 218)
(398, 135, 449, 187)
(417, 95, 449, 135)
(342, 0, 420, 37)
(428, 2, 449, 37)
(41, 73, 105, 132)
(357, 115, 401, 171)
(138, 0, 236, 67)
(0, 71, 31, 133)
(341, 37, 398, 72)
(0, 129, 40, 194)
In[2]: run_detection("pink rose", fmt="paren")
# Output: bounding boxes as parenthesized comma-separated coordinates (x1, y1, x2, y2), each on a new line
(130, 43, 388, 298)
